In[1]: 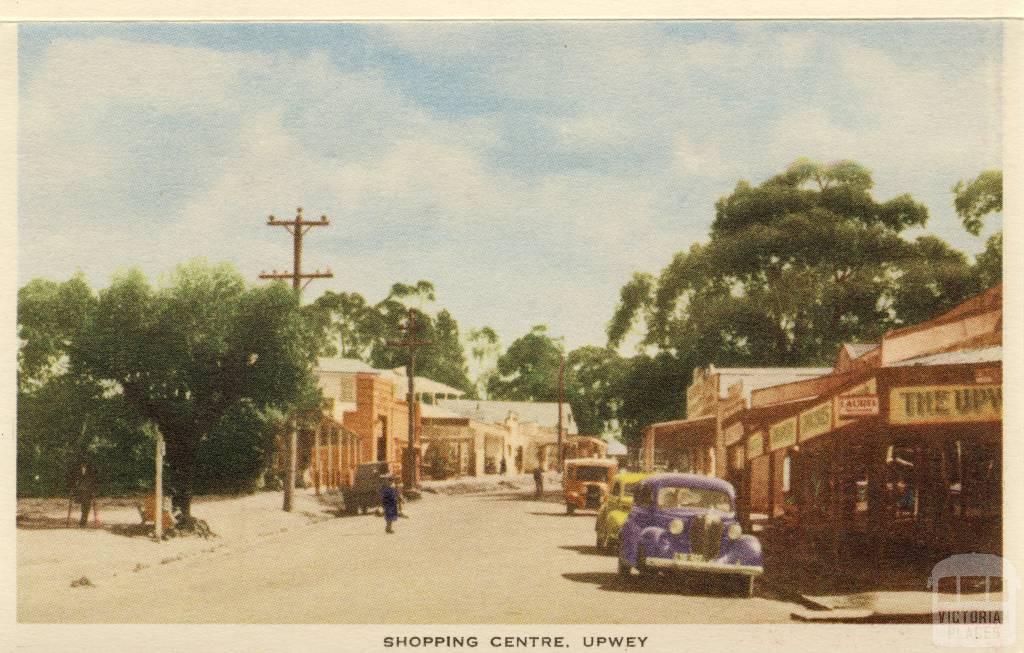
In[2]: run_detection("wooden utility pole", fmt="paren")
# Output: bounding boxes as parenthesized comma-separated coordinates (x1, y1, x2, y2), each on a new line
(387, 308, 432, 491)
(260, 207, 333, 512)
(154, 429, 164, 541)
(557, 354, 565, 471)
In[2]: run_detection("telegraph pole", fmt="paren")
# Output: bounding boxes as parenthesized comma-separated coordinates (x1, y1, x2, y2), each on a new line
(387, 308, 431, 492)
(557, 354, 565, 471)
(260, 207, 333, 512)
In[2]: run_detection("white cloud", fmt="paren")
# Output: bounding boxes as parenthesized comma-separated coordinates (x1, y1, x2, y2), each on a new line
(19, 25, 1004, 351)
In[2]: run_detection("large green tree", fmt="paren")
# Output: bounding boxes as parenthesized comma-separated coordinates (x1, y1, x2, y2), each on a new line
(69, 261, 327, 519)
(486, 325, 563, 401)
(467, 326, 501, 399)
(609, 158, 977, 366)
(563, 346, 625, 436)
(17, 275, 155, 497)
(953, 169, 1003, 289)
(615, 352, 691, 451)
(314, 281, 474, 394)
(953, 169, 1002, 236)
(312, 290, 376, 360)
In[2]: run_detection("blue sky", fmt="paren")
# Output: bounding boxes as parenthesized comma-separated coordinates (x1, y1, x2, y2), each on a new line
(18, 21, 1004, 352)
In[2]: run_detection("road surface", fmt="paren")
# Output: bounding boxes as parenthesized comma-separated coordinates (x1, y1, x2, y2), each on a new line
(19, 491, 802, 623)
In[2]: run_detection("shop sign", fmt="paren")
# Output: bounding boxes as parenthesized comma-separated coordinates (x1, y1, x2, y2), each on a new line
(975, 366, 1001, 384)
(799, 401, 833, 441)
(835, 377, 877, 427)
(687, 376, 718, 419)
(836, 394, 879, 418)
(769, 417, 797, 451)
(722, 420, 744, 445)
(746, 431, 764, 460)
(720, 395, 745, 421)
(889, 384, 1002, 425)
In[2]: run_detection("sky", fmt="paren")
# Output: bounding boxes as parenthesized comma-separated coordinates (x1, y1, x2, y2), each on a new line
(18, 21, 1005, 353)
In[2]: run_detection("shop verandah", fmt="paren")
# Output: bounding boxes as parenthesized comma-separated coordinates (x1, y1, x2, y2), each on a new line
(738, 285, 1002, 575)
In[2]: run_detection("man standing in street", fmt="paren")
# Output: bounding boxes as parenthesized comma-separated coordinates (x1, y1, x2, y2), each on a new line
(380, 473, 399, 534)
(533, 466, 544, 500)
(66, 454, 98, 527)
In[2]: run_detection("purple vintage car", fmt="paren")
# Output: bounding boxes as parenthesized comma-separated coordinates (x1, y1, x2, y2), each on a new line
(617, 473, 763, 596)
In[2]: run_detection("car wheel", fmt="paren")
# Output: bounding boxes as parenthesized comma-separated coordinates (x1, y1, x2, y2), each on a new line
(566, 504, 575, 515)
(617, 556, 631, 577)
(741, 576, 755, 598)
(596, 531, 608, 551)
(636, 546, 653, 576)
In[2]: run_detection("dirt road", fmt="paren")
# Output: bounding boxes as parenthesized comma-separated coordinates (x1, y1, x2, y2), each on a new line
(19, 491, 802, 623)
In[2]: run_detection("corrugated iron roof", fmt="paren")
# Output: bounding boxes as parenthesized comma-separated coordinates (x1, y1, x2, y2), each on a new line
(714, 367, 832, 401)
(605, 438, 628, 455)
(436, 399, 578, 433)
(886, 346, 1002, 368)
(844, 343, 878, 359)
(316, 357, 467, 397)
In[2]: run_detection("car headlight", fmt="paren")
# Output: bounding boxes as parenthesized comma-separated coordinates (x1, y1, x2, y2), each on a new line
(668, 519, 684, 535)
(727, 523, 742, 540)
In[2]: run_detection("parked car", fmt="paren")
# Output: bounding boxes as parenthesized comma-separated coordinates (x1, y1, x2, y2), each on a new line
(595, 471, 654, 552)
(343, 461, 396, 514)
(617, 473, 763, 596)
(563, 458, 618, 514)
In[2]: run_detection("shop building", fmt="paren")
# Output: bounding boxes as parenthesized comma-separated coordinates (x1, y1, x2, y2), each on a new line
(739, 285, 1002, 560)
(420, 408, 536, 478)
(640, 366, 831, 478)
(310, 357, 446, 489)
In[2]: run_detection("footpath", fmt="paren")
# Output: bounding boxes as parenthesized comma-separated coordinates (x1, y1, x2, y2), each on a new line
(17, 489, 341, 604)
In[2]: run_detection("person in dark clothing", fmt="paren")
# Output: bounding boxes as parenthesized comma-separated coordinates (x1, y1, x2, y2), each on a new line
(533, 466, 544, 499)
(500, 457, 507, 475)
(380, 474, 400, 534)
(66, 456, 98, 527)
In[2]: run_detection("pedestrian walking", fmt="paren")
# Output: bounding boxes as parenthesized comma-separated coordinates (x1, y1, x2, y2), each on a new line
(66, 454, 98, 527)
(380, 473, 400, 534)
(533, 466, 544, 499)
(500, 457, 507, 475)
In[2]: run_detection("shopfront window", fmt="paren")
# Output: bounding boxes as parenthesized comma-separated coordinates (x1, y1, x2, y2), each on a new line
(961, 440, 1001, 518)
(889, 444, 920, 518)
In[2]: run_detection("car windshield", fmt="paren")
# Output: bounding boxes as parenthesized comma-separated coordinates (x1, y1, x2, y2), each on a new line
(574, 466, 609, 482)
(657, 486, 731, 512)
(622, 482, 639, 497)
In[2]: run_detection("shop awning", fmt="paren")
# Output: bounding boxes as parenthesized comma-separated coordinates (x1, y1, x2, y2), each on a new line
(648, 415, 717, 448)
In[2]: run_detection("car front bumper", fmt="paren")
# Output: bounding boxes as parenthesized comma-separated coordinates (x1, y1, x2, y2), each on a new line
(646, 556, 763, 576)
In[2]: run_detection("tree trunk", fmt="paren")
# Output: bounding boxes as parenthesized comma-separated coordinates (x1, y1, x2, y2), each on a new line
(163, 431, 198, 522)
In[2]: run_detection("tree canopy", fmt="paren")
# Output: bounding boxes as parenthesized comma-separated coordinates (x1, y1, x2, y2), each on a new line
(486, 325, 564, 402)
(312, 280, 474, 394)
(953, 169, 1002, 236)
(608, 158, 990, 367)
(18, 261, 330, 518)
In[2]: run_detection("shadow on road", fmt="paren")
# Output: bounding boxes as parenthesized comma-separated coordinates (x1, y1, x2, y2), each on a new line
(527, 511, 592, 518)
(482, 491, 563, 504)
(562, 570, 759, 598)
(559, 544, 609, 557)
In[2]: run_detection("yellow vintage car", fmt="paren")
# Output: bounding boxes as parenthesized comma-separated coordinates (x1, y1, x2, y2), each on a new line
(595, 471, 654, 552)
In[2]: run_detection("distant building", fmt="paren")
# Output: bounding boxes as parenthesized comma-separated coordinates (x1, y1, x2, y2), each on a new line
(421, 399, 579, 477)
(641, 366, 832, 479)
(308, 357, 467, 488)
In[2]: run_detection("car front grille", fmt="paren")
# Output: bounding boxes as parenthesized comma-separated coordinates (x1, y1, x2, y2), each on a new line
(689, 513, 724, 559)
(585, 485, 603, 509)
